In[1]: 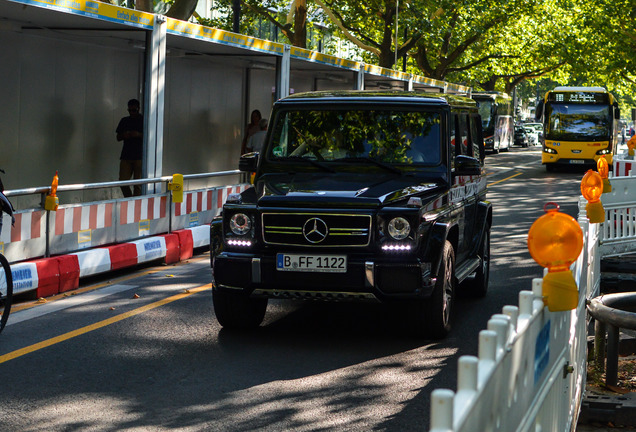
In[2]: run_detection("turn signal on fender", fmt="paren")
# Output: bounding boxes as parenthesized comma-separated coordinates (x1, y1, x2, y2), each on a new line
(597, 155, 611, 193)
(44, 170, 59, 211)
(581, 170, 605, 223)
(527, 202, 583, 312)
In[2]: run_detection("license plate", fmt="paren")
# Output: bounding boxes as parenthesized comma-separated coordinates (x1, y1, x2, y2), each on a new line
(569, 160, 585, 164)
(276, 253, 347, 273)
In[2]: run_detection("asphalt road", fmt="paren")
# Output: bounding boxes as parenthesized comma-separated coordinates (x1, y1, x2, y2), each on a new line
(0, 146, 590, 431)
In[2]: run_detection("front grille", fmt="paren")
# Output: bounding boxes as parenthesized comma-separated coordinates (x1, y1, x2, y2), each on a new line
(262, 213, 372, 247)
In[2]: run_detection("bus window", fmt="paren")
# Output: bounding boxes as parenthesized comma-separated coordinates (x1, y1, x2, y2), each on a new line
(458, 114, 469, 156)
(450, 113, 457, 157)
(470, 114, 482, 160)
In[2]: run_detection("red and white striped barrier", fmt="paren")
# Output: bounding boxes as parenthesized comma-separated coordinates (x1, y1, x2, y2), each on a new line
(10, 211, 45, 242)
(0, 184, 249, 297)
(119, 197, 167, 225)
(0, 225, 211, 299)
(614, 158, 635, 177)
(54, 203, 114, 235)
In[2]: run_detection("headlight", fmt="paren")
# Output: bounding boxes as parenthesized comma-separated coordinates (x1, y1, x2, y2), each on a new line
(543, 146, 557, 154)
(387, 217, 410, 240)
(596, 148, 611, 155)
(230, 213, 252, 235)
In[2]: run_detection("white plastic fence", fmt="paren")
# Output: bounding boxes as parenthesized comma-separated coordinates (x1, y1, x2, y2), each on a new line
(428, 160, 636, 431)
(597, 169, 636, 258)
(430, 213, 599, 432)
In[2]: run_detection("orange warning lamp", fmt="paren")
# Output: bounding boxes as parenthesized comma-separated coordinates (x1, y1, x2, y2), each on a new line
(527, 202, 583, 311)
(597, 156, 611, 193)
(44, 170, 59, 211)
(628, 135, 636, 157)
(581, 170, 605, 223)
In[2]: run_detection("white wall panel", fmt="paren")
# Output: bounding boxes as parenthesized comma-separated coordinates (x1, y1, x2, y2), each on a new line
(163, 56, 244, 185)
(0, 29, 142, 207)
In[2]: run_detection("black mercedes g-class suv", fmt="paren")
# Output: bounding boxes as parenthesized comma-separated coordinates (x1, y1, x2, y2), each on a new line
(211, 91, 491, 339)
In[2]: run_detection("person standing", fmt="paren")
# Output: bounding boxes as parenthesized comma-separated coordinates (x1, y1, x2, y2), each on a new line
(246, 118, 268, 153)
(116, 99, 143, 197)
(241, 109, 262, 155)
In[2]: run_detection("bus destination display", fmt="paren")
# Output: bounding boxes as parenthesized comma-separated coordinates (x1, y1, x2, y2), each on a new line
(548, 92, 609, 104)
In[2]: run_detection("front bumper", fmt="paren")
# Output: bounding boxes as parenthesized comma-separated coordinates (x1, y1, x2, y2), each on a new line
(212, 251, 436, 302)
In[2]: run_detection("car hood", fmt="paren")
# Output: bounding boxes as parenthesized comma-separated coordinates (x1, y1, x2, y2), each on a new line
(252, 172, 446, 208)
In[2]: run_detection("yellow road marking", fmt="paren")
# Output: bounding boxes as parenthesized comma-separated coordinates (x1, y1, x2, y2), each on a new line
(0, 284, 210, 365)
(488, 172, 523, 186)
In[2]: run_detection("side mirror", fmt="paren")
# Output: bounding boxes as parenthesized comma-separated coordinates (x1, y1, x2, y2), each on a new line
(454, 155, 482, 176)
(239, 152, 259, 172)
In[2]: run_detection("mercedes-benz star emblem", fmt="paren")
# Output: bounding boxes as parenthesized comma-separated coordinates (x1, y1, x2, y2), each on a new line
(303, 217, 329, 243)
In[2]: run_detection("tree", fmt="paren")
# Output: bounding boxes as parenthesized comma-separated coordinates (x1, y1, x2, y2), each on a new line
(241, 0, 308, 47)
(460, 0, 573, 93)
(316, 0, 421, 69)
(409, 0, 541, 82)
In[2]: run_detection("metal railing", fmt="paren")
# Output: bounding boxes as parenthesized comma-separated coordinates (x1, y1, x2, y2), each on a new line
(588, 293, 636, 386)
(4, 170, 240, 198)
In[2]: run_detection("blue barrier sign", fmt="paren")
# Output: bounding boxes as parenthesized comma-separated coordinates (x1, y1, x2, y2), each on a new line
(534, 320, 551, 385)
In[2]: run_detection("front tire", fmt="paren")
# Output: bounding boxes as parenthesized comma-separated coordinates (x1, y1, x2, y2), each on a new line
(213, 289, 267, 330)
(466, 230, 490, 298)
(409, 241, 455, 339)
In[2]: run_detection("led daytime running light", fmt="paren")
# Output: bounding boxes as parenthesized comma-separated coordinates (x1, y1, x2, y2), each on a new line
(382, 244, 412, 251)
(227, 239, 252, 247)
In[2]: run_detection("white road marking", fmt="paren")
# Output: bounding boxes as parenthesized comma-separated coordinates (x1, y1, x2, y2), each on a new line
(7, 284, 137, 325)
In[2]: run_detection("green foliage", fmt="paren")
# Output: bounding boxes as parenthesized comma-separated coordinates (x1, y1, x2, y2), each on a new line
(155, 0, 636, 104)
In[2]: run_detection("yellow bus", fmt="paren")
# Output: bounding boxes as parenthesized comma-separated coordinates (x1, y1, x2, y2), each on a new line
(539, 86, 620, 171)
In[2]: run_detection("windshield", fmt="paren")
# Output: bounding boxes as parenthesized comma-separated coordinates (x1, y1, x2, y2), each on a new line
(267, 108, 442, 166)
(476, 100, 494, 132)
(545, 103, 611, 141)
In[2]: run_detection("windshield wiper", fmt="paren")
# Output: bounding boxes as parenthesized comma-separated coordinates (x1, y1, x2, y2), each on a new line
(335, 157, 403, 175)
(283, 156, 336, 173)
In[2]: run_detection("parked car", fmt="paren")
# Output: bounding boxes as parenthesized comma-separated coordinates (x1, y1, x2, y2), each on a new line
(210, 90, 492, 339)
(525, 122, 544, 145)
(514, 125, 529, 147)
(524, 126, 539, 146)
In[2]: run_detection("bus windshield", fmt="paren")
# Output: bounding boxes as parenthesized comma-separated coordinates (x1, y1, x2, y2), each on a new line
(546, 103, 611, 141)
(477, 100, 494, 133)
(267, 108, 442, 165)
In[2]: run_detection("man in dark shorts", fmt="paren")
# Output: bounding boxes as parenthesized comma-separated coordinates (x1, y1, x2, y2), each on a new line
(116, 99, 143, 197)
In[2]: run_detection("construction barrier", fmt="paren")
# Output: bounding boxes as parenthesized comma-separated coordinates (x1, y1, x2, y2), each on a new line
(428, 157, 636, 431)
(0, 178, 249, 299)
(0, 225, 211, 299)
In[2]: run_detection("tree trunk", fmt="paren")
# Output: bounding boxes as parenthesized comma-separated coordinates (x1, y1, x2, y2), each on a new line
(136, 0, 152, 12)
(165, 0, 199, 21)
(292, 0, 307, 48)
